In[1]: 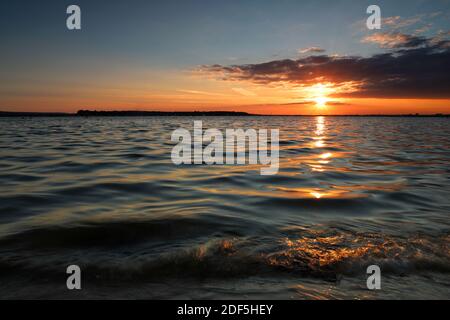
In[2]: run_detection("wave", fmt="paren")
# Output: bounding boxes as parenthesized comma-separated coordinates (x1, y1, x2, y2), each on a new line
(0, 215, 258, 248)
(0, 223, 448, 282)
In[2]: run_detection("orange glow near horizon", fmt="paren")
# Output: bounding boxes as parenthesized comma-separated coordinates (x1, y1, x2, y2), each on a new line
(3, 97, 449, 115)
(1, 75, 449, 115)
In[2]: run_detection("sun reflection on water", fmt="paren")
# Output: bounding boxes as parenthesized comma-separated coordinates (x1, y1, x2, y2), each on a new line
(319, 152, 333, 159)
(315, 116, 325, 136)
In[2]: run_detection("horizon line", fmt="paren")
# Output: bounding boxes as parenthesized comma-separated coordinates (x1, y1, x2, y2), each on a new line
(1, 110, 450, 117)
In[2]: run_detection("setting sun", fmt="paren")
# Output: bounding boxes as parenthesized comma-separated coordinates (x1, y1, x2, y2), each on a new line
(306, 83, 334, 109)
(314, 96, 328, 108)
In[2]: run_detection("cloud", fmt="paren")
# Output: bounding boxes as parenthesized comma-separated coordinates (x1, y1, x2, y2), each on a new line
(198, 34, 450, 99)
(177, 89, 223, 96)
(430, 30, 450, 46)
(362, 32, 427, 49)
(383, 16, 422, 29)
(383, 16, 401, 26)
(415, 24, 433, 35)
(299, 47, 326, 54)
(231, 87, 257, 96)
(278, 101, 312, 106)
(280, 101, 352, 106)
(325, 101, 353, 106)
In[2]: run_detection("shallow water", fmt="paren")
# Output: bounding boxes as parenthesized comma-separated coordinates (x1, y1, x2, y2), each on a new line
(0, 116, 449, 299)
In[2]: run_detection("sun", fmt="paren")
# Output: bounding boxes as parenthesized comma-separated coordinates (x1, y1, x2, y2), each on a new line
(306, 83, 332, 108)
(314, 96, 328, 108)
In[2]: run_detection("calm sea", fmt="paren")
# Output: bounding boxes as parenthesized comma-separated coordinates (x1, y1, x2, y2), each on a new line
(0, 116, 449, 299)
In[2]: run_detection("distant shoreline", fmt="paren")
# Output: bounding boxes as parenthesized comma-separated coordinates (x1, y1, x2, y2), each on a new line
(0, 110, 449, 117)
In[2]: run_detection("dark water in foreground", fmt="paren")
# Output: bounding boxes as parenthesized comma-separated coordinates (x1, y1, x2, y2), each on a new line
(0, 116, 449, 299)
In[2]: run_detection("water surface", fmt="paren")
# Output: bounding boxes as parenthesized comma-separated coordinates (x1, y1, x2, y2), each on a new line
(0, 116, 449, 299)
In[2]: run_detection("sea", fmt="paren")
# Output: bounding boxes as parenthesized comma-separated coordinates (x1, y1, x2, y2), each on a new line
(0, 116, 449, 299)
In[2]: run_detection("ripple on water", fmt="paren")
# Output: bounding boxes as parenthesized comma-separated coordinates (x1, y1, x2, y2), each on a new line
(0, 116, 449, 299)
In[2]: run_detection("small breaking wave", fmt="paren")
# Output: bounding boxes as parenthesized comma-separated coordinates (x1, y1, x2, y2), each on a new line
(0, 224, 448, 283)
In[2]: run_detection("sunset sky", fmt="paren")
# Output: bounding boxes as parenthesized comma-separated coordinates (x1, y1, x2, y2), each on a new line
(1, 0, 449, 114)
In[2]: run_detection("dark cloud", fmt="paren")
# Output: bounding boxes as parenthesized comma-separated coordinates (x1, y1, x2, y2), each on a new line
(326, 101, 353, 106)
(199, 35, 450, 99)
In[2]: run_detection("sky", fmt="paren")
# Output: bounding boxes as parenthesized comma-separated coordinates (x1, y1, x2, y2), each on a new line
(1, 0, 449, 114)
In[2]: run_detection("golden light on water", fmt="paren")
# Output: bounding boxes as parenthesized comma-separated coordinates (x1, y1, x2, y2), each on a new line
(315, 116, 325, 136)
(314, 140, 325, 148)
(319, 152, 333, 159)
(311, 192, 324, 199)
